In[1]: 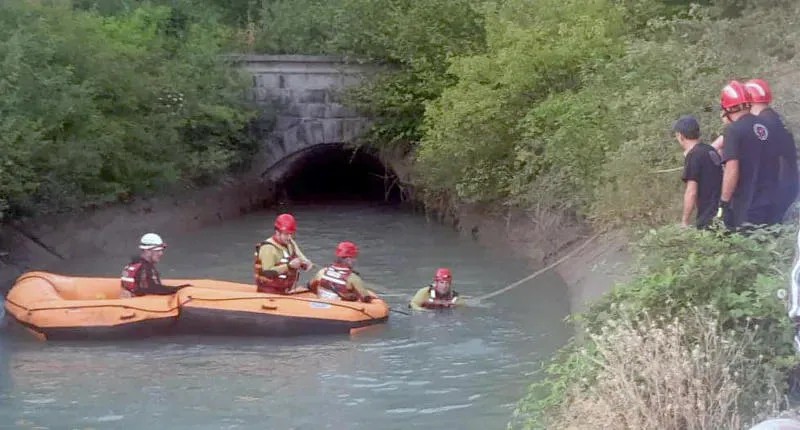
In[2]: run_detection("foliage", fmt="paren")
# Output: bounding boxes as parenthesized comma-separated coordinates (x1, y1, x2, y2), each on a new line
(0, 1, 256, 219)
(246, 0, 338, 54)
(517, 308, 782, 429)
(416, 0, 630, 205)
(331, 0, 487, 152)
(585, 225, 795, 339)
(403, 0, 800, 224)
(589, 0, 800, 227)
(511, 225, 799, 429)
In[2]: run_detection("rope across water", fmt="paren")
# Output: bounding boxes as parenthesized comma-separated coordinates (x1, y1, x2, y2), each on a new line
(367, 232, 603, 304)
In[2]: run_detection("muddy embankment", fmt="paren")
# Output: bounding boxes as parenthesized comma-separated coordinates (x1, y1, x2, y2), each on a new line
(441, 204, 631, 315)
(0, 174, 279, 293)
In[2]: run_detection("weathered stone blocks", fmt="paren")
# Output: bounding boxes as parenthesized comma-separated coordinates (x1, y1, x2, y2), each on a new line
(241, 55, 377, 172)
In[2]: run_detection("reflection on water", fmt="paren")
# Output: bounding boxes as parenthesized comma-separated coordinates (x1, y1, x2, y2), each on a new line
(0, 204, 571, 429)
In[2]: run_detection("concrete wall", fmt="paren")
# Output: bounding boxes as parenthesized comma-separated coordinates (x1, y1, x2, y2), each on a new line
(237, 55, 379, 182)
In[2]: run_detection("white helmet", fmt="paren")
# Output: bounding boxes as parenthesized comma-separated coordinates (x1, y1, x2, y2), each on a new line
(139, 233, 167, 250)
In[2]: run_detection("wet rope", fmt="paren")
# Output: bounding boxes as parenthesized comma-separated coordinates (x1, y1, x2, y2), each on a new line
(471, 232, 603, 302)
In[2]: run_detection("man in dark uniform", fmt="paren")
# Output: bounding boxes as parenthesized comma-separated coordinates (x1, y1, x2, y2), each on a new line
(673, 115, 722, 229)
(744, 78, 799, 224)
(718, 80, 767, 231)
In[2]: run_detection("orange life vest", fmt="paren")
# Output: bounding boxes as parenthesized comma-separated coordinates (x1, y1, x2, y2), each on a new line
(254, 239, 299, 293)
(421, 285, 459, 309)
(316, 264, 359, 301)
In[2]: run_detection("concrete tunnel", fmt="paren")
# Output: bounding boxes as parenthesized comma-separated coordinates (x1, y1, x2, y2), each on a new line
(270, 143, 404, 204)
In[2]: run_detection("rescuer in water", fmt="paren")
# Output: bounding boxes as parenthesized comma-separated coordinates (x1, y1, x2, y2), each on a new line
(409, 268, 460, 310)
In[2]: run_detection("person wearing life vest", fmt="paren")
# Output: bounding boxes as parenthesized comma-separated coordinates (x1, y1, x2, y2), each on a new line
(308, 241, 376, 303)
(409, 268, 460, 310)
(120, 233, 187, 298)
(254, 213, 313, 294)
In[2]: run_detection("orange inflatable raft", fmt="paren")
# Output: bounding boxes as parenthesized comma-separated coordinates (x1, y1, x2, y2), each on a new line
(4, 271, 180, 340)
(3, 271, 389, 340)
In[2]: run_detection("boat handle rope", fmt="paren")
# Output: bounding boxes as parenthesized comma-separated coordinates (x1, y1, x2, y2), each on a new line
(5, 274, 193, 314)
(181, 294, 380, 319)
(3, 296, 189, 315)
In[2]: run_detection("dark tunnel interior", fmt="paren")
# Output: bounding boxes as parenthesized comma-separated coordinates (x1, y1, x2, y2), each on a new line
(275, 145, 403, 204)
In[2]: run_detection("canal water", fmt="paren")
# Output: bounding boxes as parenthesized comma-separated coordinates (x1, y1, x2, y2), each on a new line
(0, 203, 572, 429)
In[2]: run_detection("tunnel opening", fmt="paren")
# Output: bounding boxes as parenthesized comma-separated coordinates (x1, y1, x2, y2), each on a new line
(274, 144, 404, 204)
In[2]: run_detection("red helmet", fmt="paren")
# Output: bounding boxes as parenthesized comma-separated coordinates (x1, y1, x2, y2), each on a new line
(335, 241, 359, 258)
(274, 213, 297, 233)
(745, 78, 772, 104)
(434, 268, 452, 281)
(720, 80, 751, 112)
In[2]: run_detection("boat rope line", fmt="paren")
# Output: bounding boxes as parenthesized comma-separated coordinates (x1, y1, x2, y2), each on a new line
(472, 231, 603, 302)
(8, 274, 191, 313)
(4, 296, 189, 314)
(183, 294, 380, 319)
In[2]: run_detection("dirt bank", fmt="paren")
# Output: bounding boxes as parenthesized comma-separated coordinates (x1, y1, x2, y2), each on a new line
(0, 175, 278, 292)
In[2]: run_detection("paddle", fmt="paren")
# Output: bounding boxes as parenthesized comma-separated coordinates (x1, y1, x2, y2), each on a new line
(390, 308, 411, 316)
(364, 282, 393, 295)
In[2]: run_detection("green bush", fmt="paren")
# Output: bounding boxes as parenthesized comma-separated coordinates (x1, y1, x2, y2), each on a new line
(416, 0, 629, 205)
(0, 2, 256, 219)
(403, 0, 798, 225)
(512, 225, 799, 429)
(588, 0, 800, 227)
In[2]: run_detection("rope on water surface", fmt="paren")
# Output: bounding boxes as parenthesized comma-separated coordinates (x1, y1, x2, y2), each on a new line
(471, 232, 603, 303)
(366, 231, 603, 304)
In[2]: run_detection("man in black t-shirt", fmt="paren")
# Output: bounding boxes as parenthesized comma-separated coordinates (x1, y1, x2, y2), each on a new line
(674, 115, 722, 229)
(718, 80, 766, 231)
(745, 79, 799, 224)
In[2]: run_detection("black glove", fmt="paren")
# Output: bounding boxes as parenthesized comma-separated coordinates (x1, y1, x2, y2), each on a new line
(361, 295, 374, 303)
(719, 200, 735, 230)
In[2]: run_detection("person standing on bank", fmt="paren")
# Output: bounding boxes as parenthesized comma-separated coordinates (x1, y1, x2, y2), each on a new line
(120, 233, 188, 298)
(254, 213, 313, 294)
(673, 115, 723, 229)
(744, 78, 799, 224)
(717, 80, 767, 230)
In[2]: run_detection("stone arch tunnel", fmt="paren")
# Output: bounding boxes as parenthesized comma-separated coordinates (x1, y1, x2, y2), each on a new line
(270, 143, 403, 203)
(240, 55, 406, 204)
